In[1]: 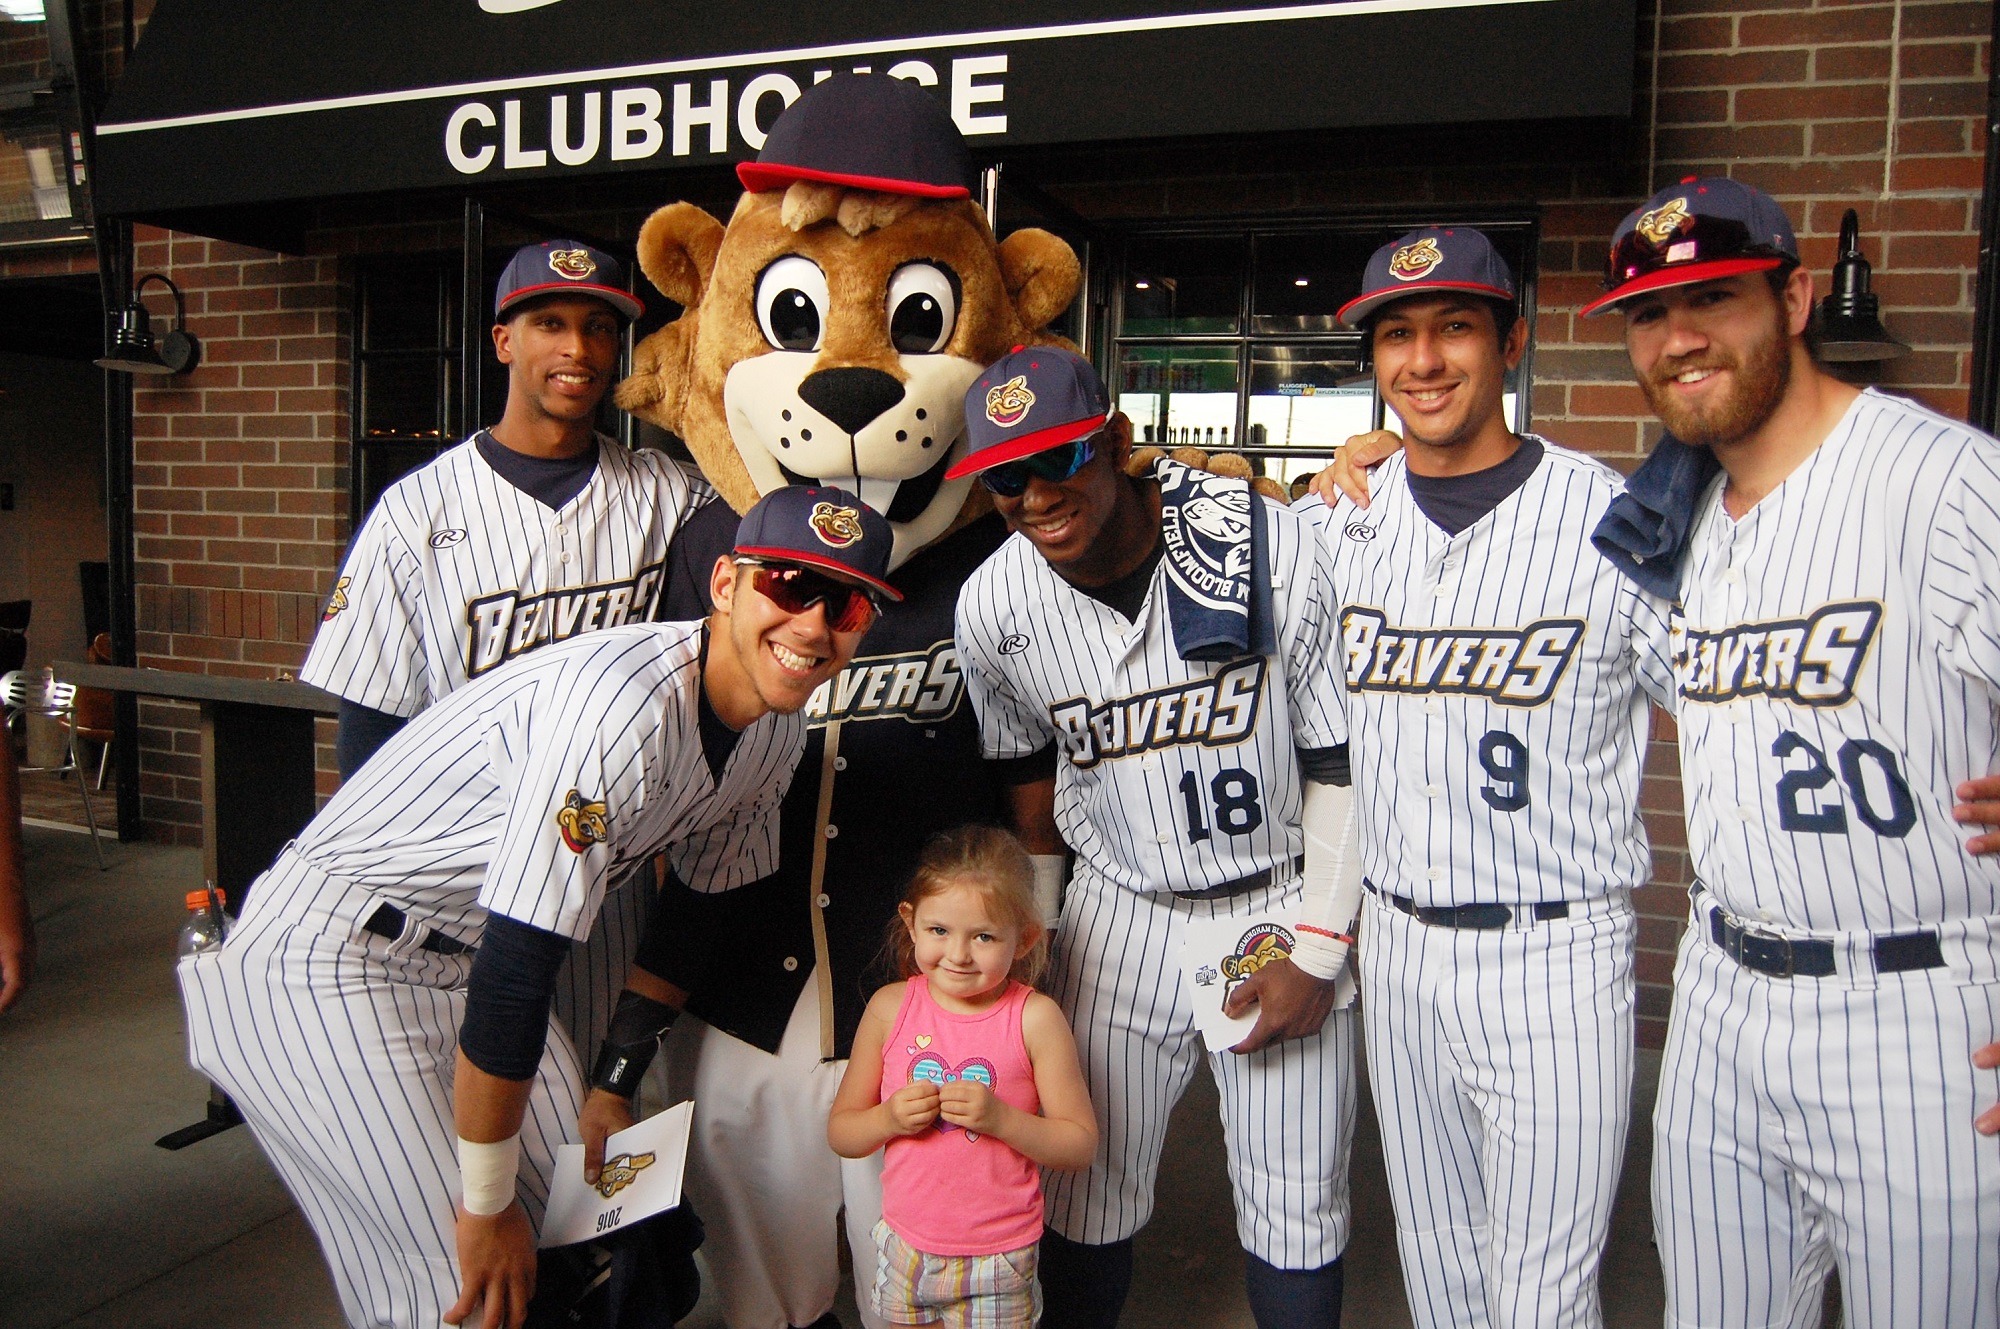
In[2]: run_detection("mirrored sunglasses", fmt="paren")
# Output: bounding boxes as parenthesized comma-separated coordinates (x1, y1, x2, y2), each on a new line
(1604, 212, 1789, 293)
(736, 559, 882, 633)
(976, 435, 1097, 498)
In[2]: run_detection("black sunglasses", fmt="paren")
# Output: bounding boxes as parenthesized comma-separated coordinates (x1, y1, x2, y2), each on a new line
(976, 435, 1097, 498)
(734, 559, 882, 633)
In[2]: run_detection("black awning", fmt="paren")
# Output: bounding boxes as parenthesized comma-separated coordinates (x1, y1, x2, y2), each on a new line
(95, 0, 1635, 218)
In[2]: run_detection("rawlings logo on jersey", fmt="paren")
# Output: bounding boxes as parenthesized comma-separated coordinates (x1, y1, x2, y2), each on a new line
(998, 633, 1031, 655)
(556, 789, 609, 852)
(1635, 197, 1691, 247)
(803, 641, 965, 727)
(591, 1150, 655, 1199)
(430, 528, 467, 549)
(1389, 237, 1444, 281)
(1341, 607, 1585, 708)
(1049, 658, 1264, 770)
(809, 501, 865, 548)
(1671, 600, 1881, 707)
(323, 576, 351, 621)
(465, 560, 666, 678)
(549, 247, 597, 280)
(984, 375, 1035, 427)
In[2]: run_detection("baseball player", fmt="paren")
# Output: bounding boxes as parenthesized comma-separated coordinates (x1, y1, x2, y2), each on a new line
(952, 345, 1365, 1329)
(299, 239, 708, 1058)
(1576, 178, 2000, 1328)
(1299, 227, 1674, 1329)
(178, 486, 898, 1329)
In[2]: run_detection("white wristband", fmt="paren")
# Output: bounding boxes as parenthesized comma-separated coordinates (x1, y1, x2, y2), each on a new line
(1030, 854, 1069, 931)
(457, 1134, 521, 1217)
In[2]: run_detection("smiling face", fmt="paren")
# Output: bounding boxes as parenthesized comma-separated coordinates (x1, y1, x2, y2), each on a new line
(1621, 270, 1805, 450)
(1370, 294, 1525, 469)
(492, 296, 623, 433)
(986, 414, 1157, 588)
(899, 879, 1031, 1010)
(705, 556, 872, 726)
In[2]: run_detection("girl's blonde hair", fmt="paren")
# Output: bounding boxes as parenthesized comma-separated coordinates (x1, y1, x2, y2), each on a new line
(889, 825, 1050, 989)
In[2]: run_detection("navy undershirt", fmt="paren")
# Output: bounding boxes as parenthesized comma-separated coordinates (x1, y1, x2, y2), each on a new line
(1404, 437, 1544, 537)
(476, 430, 600, 510)
(695, 626, 741, 783)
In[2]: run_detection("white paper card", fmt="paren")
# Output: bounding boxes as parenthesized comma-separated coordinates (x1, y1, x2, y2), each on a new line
(539, 1100, 694, 1249)
(1178, 910, 1356, 1050)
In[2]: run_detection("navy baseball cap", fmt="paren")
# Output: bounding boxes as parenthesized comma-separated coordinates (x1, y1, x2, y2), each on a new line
(1337, 226, 1517, 327)
(946, 345, 1110, 481)
(1581, 177, 1799, 317)
(733, 485, 902, 601)
(494, 241, 643, 322)
(736, 73, 974, 199)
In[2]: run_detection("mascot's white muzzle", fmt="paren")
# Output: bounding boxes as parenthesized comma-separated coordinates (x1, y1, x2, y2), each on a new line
(724, 351, 985, 567)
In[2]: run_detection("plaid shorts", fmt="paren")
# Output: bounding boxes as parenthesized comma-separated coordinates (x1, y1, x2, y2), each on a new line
(870, 1219, 1043, 1328)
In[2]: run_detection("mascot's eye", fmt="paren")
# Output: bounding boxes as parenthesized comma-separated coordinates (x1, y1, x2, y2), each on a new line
(755, 255, 830, 352)
(886, 263, 959, 355)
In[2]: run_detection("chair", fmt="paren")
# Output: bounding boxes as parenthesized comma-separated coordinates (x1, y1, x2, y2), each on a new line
(65, 633, 116, 790)
(0, 668, 107, 870)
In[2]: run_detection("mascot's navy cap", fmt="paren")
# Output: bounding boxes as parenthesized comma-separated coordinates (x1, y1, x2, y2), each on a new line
(733, 485, 903, 601)
(947, 344, 1110, 481)
(1338, 226, 1516, 327)
(736, 73, 975, 199)
(495, 240, 643, 321)
(1582, 176, 1798, 316)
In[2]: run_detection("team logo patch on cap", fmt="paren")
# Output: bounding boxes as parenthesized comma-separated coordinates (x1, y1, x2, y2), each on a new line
(548, 248, 598, 280)
(1389, 237, 1444, 282)
(1218, 924, 1295, 999)
(1636, 197, 1692, 248)
(556, 789, 609, 852)
(809, 501, 865, 548)
(591, 1151, 656, 1200)
(984, 375, 1036, 428)
(323, 576, 350, 621)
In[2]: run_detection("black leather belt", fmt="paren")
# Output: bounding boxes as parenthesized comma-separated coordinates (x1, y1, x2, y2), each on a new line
(1707, 906, 1942, 979)
(1174, 856, 1306, 901)
(364, 904, 474, 955)
(1375, 884, 1571, 930)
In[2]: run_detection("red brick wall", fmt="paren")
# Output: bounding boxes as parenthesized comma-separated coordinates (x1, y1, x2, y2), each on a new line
(127, 227, 348, 843)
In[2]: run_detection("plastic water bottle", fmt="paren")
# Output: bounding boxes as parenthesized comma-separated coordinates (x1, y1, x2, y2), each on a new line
(178, 885, 227, 957)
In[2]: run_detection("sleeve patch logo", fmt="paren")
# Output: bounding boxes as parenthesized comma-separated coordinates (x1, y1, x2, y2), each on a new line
(983, 375, 1035, 427)
(591, 1151, 656, 1199)
(1219, 924, 1295, 999)
(323, 576, 351, 621)
(1636, 198, 1692, 247)
(548, 248, 598, 280)
(1389, 238, 1444, 281)
(556, 789, 609, 852)
(809, 501, 865, 548)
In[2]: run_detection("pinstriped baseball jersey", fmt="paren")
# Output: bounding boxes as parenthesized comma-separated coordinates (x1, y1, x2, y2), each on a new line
(1672, 388, 2000, 932)
(955, 500, 1348, 895)
(299, 432, 709, 717)
(283, 622, 801, 944)
(1300, 440, 1676, 908)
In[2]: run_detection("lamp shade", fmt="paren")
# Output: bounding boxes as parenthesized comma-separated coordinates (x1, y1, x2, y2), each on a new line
(1816, 209, 1908, 363)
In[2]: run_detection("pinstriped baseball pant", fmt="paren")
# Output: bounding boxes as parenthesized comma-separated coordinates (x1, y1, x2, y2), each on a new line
(1653, 911, 2000, 1329)
(1042, 866, 1357, 1269)
(1360, 889, 1635, 1329)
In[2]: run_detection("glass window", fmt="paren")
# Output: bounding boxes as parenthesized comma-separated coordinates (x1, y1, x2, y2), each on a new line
(0, 12, 53, 87)
(1251, 232, 1380, 335)
(1118, 344, 1240, 449)
(0, 122, 70, 224)
(361, 260, 448, 351)
(360, 357, 445, 442)
(1123, 235, 1244, 337)
(1247, 345, 1373, 487)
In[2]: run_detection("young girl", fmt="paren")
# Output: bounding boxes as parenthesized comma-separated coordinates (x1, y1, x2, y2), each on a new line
(829, 826, 1097, 1327)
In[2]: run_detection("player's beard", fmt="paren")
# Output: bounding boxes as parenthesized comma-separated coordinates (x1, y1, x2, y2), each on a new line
(1638, 301, 1791, 449)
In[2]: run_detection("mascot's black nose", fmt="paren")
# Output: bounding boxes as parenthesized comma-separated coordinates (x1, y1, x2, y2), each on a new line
(798, 367, 906, 437)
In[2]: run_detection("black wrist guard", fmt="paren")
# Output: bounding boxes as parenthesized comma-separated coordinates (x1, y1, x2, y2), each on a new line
(588, 991, 679, 1097)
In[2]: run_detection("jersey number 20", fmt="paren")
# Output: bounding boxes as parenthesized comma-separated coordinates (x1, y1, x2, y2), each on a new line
(1772, 730, 1916, 837)
(1180, 768, 1265, 842)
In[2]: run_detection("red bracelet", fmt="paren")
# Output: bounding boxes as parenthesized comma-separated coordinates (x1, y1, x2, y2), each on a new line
(1296, 924, 1356, 945)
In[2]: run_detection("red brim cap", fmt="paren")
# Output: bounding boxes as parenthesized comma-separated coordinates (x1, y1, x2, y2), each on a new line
(943, 414, 1108, 481)
(732, 544, 904, 601)
(497, 280, 643, 321)
(1336, 280, 1515, 327)
(735, 161, 970, 199)
(1579, 256, 1785, 318)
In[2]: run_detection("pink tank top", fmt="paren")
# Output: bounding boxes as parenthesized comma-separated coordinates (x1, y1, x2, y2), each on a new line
(878, 976, 1044, 1256)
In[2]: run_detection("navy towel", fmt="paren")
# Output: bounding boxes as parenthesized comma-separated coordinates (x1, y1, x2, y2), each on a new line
(1155, 457, 1277, 662)
(1590, 433, 1721, 598)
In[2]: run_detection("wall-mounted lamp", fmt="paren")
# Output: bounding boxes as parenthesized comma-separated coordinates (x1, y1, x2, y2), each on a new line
(1816, 209, 1908, 363)
(95, 274, 202, 375)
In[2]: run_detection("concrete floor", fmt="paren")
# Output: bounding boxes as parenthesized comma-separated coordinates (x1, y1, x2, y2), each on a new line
(1, 823, 1671, 1328)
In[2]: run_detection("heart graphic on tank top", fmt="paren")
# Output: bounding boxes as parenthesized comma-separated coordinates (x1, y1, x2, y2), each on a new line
(910, 1055, 998, 1141)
